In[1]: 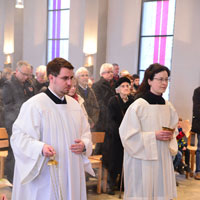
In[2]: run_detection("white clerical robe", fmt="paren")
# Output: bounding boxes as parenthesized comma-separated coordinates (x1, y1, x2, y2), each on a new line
(119, 98, 178, 200)
(11, 93, 93, 200)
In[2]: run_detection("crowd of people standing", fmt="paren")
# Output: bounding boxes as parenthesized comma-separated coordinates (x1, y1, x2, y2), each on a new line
(0, 58, 199, 200)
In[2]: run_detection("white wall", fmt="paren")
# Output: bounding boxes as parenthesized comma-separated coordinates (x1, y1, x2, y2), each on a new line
(23, 0, 47, 71)
(0, 0, 5, 70)
(68, 0, 85, 70)
(170, 0, 200, 121)
(106, 0, 141, 74)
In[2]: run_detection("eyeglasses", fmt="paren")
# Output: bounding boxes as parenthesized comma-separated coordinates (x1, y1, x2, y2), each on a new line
(56, 75, 74, 81)
(103, 71, 113, 74)
(19, 69, 30, 77)
(153, 77, 170, 83)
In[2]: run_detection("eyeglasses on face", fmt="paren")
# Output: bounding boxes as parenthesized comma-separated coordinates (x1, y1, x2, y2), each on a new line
(19, 69, 30, 77)
(153, 77, 170, 83)
(103, 71, 113, 74)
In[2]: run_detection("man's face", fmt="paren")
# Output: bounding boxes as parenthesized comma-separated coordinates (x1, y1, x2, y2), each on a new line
(36, 72, 47, 83)
(113, 65, 119, 76)
(102, 68, 114, 81)
(77, 71, 89, 87)
(49, 68, 74, 98)
(134, 78, 140, 86)
(16, 65, 31, 83)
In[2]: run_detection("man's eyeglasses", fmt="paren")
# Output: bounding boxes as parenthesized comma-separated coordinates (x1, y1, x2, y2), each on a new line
(103, 71, 113, 74)
(19, 69, 31, 77)
(153, 78, 170, 83)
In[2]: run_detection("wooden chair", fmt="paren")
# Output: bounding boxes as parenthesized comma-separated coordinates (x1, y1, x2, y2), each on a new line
(89, 132, 108, 194)
(0, 128, 9, 178)
(185, 131, 197, 178)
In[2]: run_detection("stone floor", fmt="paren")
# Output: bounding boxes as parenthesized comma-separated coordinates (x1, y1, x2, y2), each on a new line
(1, 174, 200, 199)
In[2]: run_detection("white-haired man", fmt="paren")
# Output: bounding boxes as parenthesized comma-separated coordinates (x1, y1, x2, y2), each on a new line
(92, 63, 116, 153)
(32, 65, 48, 94)
(2, 60, 34, 183)
(75, 67, 100, 129)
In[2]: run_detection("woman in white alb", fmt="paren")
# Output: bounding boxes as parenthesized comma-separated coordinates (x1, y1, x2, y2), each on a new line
(119, 63, 178, 200)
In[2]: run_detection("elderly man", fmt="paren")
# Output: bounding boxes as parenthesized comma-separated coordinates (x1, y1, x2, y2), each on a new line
(92, 63, 116, 153)
(32, 65, 48, 94)
(11, 58, 92, 200)
(2, 61, 34, 183)
(75, 67, 99, 130)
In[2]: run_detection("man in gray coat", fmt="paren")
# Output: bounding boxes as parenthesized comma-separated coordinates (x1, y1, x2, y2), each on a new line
(75, 67, 99, 130)
(2, 60, 34, 183)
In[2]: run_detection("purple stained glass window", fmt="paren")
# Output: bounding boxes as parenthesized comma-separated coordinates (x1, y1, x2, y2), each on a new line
(47, 0, 70, 63)
(138, 0, 176, 99)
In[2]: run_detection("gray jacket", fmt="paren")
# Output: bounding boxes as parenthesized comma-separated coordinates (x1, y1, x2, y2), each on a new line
(2, 75, 34, 135)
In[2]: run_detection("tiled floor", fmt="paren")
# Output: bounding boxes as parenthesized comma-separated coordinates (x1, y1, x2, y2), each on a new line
(1, 174, 200, 199)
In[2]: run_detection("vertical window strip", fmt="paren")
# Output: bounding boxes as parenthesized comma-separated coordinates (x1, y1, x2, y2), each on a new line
(159, 0, 169, 65)
(52, 0, 56, 59)
(153, 1, 161, 63)
(47, 0, 70, 63)
(56, 0, 61, 58)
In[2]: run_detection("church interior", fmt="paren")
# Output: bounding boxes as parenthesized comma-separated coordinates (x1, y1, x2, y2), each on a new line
(0, 0, 200, 199)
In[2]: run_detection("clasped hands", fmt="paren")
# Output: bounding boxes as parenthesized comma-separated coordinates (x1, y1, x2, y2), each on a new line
(155, 130, 174, 141)
(42, 139, 85, 157)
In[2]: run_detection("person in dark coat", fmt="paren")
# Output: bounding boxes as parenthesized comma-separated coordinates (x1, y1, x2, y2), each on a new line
(2, 60, 34, 183)
(32, 65, 48, 94)
(0, 67, 13, 127)
(102, 77, 134, 195)
(92, 63, 116, 154)
(75, 67, 99, 130)
(92, 63, 115, 131)
(191, 86, 200, 180)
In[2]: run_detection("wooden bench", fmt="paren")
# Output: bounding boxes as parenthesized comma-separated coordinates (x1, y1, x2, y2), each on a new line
(0, 128, 9, 178)
(89, 132, 108, 194)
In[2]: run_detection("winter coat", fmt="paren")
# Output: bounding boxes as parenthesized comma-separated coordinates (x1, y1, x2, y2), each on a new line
(191, 87, 200, 134)
(92, 77, 115, 131)
(2, 75, 35, 136)
(77, 85, 100, 128)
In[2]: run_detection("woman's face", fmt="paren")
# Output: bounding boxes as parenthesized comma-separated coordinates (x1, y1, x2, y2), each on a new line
(119, 82, 131, 96)
(148, 70, 169, 95)
(68, 80, 77, 96)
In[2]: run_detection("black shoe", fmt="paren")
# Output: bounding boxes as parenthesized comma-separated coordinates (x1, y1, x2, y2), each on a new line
(177, 167, 185, 175)
(107, 188, 115, 195)
(184, 165, 191, 173)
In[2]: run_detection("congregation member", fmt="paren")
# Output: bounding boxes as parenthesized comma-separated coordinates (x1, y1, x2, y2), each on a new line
(119, 69, 130, 77)
(0, 67, 13, 127)
(120, 63, 178, 200)
(68, 78, 88, 119)
(32, 65, 48, 94)
(112, 63, 120, 82)
(11, 58, 93, 200)
(191, 86, 200, 180)
(132, 74, 140, 94)
(92, 63, 115, 131)
(75, 67, 99, 130)
(102, 77, 134, 195)
(2, 61, 34, 183)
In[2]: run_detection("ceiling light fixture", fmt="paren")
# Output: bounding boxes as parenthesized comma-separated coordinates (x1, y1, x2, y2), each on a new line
(15, 0, 24, 9)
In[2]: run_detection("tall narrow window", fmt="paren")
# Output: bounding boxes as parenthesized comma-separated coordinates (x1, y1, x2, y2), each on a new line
(47, 0, 70, 63)
(138, 0, 176, 98)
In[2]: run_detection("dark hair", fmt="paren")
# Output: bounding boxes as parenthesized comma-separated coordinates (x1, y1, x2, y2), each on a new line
(112, 63, 119, 66)
(132, 74, 139, 81)
(47, 57, 74, 77)
(136, 63, 170, 96)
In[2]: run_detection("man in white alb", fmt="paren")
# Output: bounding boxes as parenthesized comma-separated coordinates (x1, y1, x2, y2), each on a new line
(11, 58, 93, 200)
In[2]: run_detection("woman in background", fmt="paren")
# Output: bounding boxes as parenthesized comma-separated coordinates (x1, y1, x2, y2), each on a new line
(102, 77, 134, 195)
(120, 63, 178, 200)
